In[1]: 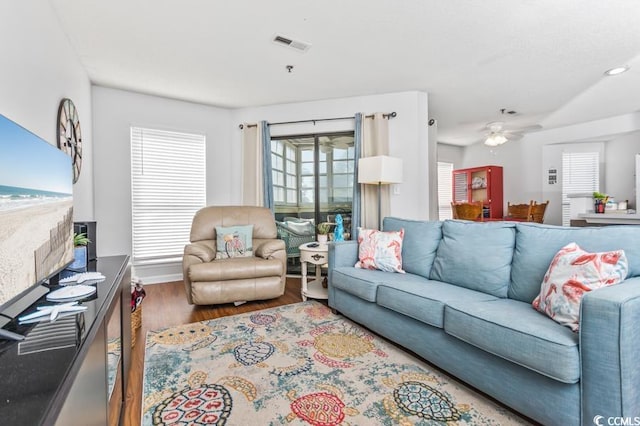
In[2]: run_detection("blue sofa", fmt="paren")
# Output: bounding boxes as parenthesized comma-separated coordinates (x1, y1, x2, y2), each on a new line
(328, 218, 640, 426)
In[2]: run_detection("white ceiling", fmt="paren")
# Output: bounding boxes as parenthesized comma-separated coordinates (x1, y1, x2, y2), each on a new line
(50, 0, 640, 145)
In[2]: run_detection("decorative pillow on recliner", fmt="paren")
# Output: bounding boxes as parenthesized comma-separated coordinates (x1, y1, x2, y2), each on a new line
(215, 225, 254, 259)
(354, 228, 405, 273)
(532, 242, 628, 331)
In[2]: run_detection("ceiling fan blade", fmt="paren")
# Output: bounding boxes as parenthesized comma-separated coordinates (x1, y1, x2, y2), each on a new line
(505, 133, 524, 141)
(484, 121, 505, 133)
(479, 118, 542, 147)
(502, 124, 543, 133)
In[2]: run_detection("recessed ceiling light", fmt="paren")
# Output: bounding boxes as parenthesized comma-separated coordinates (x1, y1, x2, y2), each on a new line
(604, 66, 630, 76)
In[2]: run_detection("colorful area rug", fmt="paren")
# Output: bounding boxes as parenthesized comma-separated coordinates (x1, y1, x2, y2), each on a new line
(107, 337, 121, 398)
(142, 301, 529, 425)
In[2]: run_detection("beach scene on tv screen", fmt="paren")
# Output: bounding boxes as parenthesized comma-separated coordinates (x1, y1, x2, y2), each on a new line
(0, 115, 73, 307)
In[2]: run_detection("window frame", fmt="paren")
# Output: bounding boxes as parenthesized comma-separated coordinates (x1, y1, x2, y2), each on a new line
(130, 126, 206, 265)
(561, 148, 601, 226)
(270, 131, 355, 223)
(437, 161, 454, 220)
(271, 139, 298, 206)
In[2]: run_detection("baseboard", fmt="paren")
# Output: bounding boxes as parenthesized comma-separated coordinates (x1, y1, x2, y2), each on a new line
(138, 267, 300, 284)
(132, 262, 182, 285)
(140, 273, 183, 285)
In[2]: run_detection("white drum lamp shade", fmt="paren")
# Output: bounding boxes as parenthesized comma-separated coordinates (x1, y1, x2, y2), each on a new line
(358, 155, 403, 229)
(358, 155, 403, 185)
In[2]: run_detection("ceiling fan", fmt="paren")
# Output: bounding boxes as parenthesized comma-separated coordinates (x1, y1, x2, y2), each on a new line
(319, 135, 353, 152)
(482, 121, 543, 147)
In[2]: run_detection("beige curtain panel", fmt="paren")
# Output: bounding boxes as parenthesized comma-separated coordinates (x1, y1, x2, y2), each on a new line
(360, 112, 391, 229)
(241, 123, 264, 206)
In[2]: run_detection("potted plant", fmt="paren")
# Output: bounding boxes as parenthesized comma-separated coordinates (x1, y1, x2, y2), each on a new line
(316, 222, 331, 244)
(69, 232, 91, 271)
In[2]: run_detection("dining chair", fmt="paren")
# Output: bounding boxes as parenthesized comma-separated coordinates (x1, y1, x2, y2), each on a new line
(506, 201, 533, 221)
(451, 201, 484, 221)
(531, 200, 549, 223)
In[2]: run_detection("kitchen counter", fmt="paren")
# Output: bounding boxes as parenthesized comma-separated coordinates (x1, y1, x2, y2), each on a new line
(577, 212, 640, 225)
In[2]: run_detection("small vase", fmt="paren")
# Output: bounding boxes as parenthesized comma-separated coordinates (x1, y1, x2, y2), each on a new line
(68, 246, 88, 271)
(317, 234, 328, 244)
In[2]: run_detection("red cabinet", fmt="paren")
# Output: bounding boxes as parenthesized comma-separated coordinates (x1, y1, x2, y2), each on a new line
(452, 165, 503, 219)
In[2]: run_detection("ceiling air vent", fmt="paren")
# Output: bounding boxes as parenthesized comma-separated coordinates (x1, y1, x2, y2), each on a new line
(273, 34, 311, 53)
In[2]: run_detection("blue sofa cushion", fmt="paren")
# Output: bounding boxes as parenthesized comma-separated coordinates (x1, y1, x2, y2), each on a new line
(377, 279, 498, 328)
(510, 223, 640, 303)
(430, 220, 516, 298)
(383, 217, 442, 279)
(444, 299, 580, 384)
(330, 267, 391, 302)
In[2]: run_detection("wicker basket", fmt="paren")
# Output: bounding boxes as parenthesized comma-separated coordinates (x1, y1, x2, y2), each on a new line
(131, 305, 142, 348)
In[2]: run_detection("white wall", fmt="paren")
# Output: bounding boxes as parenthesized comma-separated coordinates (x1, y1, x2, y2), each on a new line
(541, 142, 605, 224)
(605, 132, 640, 206)
(0, 1, 93, 220)
(460, 136, 534, 217)
(92, 89, 432, 283)
(528, 113, 640, 224)
(437, 143, 464, 168)
(92, 86, 232, 282)
(460, 112, 640, 225)
(232, 91, 432, 220)
(540, 134, 640, 223)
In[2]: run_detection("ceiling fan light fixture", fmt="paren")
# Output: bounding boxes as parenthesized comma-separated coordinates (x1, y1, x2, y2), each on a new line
(484, 133, 507, 147)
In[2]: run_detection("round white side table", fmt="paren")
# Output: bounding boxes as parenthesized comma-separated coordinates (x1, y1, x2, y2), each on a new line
(299, 242, 329, 301)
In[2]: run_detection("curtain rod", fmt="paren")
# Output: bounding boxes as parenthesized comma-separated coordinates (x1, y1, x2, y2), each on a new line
(238, 111, 396, 129)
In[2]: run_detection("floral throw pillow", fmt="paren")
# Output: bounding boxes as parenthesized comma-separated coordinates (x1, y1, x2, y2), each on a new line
(355, 228, 405, 273)
(215, 225, 254, 259)
(532, 242, 628, 331)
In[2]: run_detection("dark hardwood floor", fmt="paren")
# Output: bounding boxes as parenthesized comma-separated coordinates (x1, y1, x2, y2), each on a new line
(123, 277, 304, 425)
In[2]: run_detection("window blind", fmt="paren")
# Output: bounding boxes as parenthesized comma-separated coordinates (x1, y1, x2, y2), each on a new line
(437, 161, 454, 220)
(131, 127, 206, 265)
(561, 151, 599, 226)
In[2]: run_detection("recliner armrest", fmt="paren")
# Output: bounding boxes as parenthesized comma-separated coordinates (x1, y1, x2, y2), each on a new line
(184, 241, 216, 263)
(254, 239, 286, 259)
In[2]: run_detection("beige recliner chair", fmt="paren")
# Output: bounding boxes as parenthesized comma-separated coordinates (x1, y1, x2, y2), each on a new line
(182, 206, 287, 305)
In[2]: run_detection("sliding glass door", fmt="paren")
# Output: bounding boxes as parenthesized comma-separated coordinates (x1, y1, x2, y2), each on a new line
(271, 132, 355, 237)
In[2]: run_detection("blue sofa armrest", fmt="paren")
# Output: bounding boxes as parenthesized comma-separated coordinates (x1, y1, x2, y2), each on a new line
(327, 241, 358, 308)
(328, 240, 358, 269)
(580, 277, 640, 422)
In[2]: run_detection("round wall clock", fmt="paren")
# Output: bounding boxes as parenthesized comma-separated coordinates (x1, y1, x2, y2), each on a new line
(57, 98, 82, 183)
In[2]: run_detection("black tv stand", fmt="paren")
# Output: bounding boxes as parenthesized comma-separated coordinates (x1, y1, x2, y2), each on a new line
(0, 255, 131, 425)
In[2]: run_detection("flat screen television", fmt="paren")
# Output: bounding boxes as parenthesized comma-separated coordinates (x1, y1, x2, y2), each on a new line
(0, 114, 74, 333)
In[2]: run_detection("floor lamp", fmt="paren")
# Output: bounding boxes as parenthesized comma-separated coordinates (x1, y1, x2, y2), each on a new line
(358, 155, 403, 230)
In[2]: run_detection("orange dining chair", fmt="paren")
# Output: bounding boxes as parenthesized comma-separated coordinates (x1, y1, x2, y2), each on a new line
(531, 200, 549, 223)
(506, 201, 533, 221)
(451, 201, 484, 221)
